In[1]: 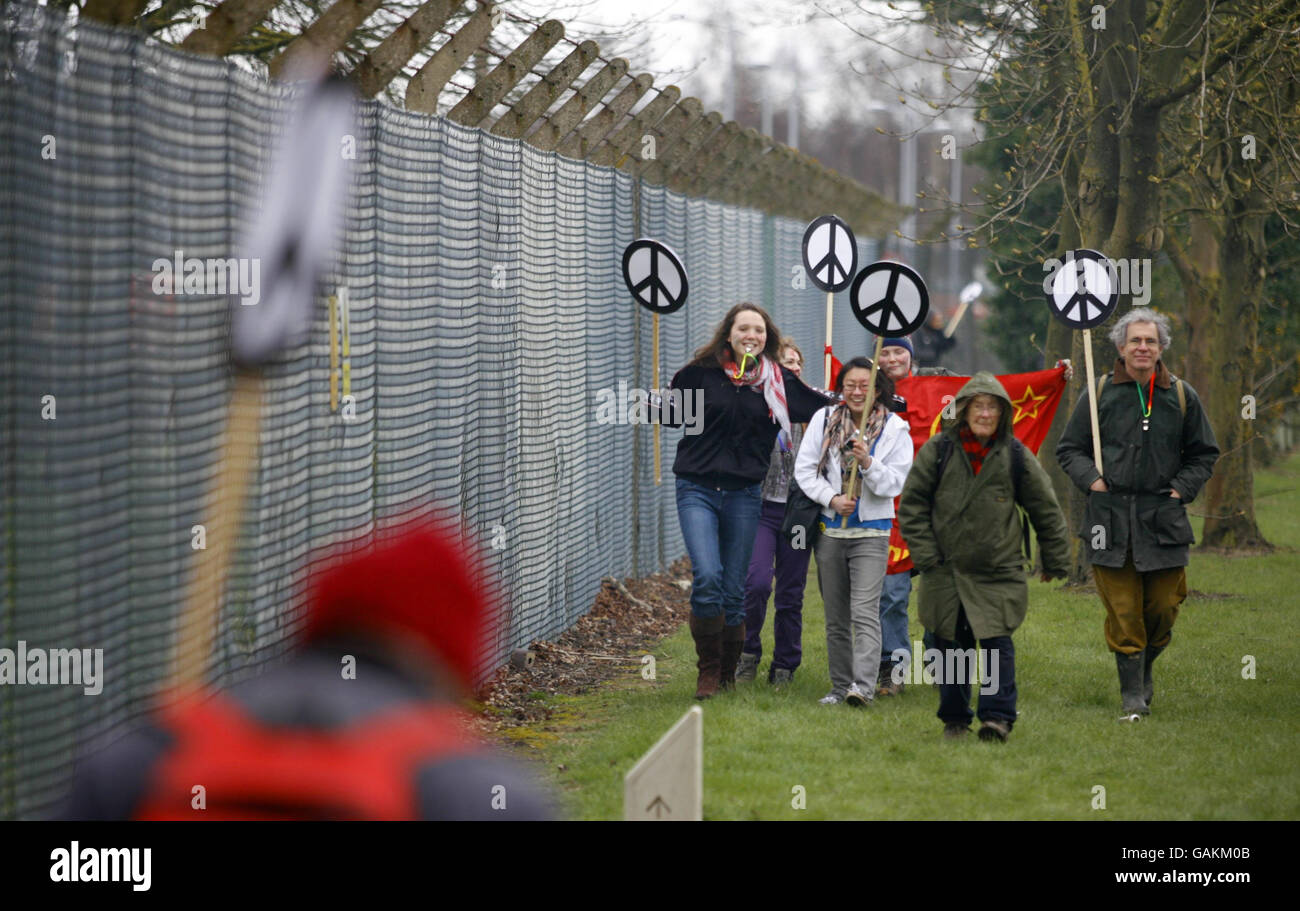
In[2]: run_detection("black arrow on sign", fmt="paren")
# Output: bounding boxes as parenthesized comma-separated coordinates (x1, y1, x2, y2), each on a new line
(646, 796, 671, 818)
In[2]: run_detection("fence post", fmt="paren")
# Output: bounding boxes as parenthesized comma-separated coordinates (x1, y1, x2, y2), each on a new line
(405, 3, 496, 114)
(489, 40, 600, 139)
(446, 20, 565, 127)
(588, 85, 680, 168)
(526, 58, 628, 151)
(558, 73, 654, 160)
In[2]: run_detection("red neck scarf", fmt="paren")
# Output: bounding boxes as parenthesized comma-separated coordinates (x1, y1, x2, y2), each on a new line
(958, 426, 996, 476)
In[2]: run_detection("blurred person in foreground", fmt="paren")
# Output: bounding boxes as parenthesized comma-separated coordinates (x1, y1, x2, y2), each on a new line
(898, 373, 1070, 741)
(58, 520, 555, 820)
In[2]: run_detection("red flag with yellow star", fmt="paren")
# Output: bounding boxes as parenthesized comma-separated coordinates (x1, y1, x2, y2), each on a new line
(884, 365, 1069, 573)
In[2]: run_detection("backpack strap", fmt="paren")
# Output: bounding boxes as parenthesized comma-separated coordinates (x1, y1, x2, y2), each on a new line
(1009, 437, 1031, 565)
(1171, 374, 1186, 416)
(1096, 371, 1110, 403)
(1010, 437, 1026, 502)
(930, 434, 954, 500)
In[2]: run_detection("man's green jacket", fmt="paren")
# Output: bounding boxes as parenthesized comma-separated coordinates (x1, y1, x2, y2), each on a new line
(1055, 358, 1219, 572)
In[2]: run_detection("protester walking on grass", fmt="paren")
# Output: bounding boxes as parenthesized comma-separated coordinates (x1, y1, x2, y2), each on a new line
(1055, 309, 1219, 722)
(898, 373, 1070, 741)
(876, 339, 1073, 696)
(794, 356, 913, 707)
(736, 340, 815, 688)
(666, 305, 831, 700)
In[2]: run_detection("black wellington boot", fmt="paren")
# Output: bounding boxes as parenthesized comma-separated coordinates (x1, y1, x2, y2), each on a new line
(1116, 651, 1148, 722)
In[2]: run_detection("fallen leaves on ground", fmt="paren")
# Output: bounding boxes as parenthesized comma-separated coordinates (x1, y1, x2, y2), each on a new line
(471, 558, 691, 739)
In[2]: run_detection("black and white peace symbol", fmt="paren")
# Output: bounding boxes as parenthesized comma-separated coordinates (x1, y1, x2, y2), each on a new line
(622, 239, 689, 315)
(231, 75, 356, 369)
(1046, 248, 1119, 330)
(848, 261, 929, 336)
(801, 215, 858, 293)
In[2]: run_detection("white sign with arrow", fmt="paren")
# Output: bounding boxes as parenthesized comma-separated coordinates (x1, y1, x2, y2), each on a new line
(624, 705, 702, 821)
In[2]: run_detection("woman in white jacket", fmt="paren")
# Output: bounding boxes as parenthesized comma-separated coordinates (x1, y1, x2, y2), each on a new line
(795, 356, 914, 706)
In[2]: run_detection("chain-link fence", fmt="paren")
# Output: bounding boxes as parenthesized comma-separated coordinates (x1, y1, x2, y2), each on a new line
(0, 2, 880, 819)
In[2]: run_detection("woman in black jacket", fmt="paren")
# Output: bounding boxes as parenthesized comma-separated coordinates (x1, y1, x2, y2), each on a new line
(667, 303, 831, 699)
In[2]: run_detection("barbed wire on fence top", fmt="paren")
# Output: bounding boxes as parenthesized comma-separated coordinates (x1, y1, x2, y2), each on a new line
(73, 0, 903, 237)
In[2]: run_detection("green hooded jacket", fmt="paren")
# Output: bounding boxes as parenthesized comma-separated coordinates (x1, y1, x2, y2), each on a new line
(1054, 358, 1219, 571)
(898, 372, 1071, 639)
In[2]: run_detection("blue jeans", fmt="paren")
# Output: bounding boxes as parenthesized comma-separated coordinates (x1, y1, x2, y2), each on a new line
(879, 571, 912, 671)
(676, 478, 763, 626)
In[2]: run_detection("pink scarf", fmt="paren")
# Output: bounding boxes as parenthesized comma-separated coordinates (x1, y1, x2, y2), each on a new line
(720, 353, 791, 437)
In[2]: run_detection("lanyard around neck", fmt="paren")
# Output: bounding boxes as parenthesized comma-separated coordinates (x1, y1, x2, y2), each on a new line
(1134, 372, 1156, 419)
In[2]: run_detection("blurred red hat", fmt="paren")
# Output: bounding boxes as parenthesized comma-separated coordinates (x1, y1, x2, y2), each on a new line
(300, 519, 492, 689)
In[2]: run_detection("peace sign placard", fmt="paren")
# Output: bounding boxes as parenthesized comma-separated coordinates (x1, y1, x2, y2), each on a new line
(622, 239, 689, 315)
(801, 215, 858, 293)
(849, 261, 929, 336)
(1046, 249, 1119, 330)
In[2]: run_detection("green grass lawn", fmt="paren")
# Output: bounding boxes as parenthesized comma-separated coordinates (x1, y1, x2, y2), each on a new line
(515, 454, 1300, 820)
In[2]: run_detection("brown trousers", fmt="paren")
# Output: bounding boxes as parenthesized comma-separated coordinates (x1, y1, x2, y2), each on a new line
(1092, 557, 1188, 654)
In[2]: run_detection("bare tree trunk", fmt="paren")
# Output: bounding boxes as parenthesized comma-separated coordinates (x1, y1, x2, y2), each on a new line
(1165, 213, 1219, 399)
(1201, 199, 1271, 549)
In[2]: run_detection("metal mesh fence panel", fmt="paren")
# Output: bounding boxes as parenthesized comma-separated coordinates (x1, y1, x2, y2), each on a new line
(0, 3, 890, 818)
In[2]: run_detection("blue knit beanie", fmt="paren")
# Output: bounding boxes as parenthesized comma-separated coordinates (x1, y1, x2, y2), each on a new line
(881, 337, 914, 358)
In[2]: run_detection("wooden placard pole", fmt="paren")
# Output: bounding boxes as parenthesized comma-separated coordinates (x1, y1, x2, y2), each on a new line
(1082, 327, 1103, 474)
(173, 369, 263, 691)
(823, 289, 834, 388)
(844, 334, 885, 500)
(171, 73, 354, 696)
(328, 293, 339, 411)
(943, 300, 969, 338)
(653, 311, 661, 485)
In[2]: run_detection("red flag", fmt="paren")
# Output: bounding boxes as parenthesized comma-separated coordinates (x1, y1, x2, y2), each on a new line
(822, 348, 843, 390)
(885, 366, 1069, 574)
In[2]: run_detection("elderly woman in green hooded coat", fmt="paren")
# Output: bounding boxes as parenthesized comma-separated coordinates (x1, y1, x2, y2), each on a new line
(897, 372, 1071, 742)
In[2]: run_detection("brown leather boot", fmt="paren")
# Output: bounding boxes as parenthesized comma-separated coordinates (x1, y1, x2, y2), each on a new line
(719, 622, 747, 690)
(690, 615, 725, 700)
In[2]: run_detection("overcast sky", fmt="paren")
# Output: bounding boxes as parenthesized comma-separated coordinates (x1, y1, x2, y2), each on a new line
(511, 0, 958, 130)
